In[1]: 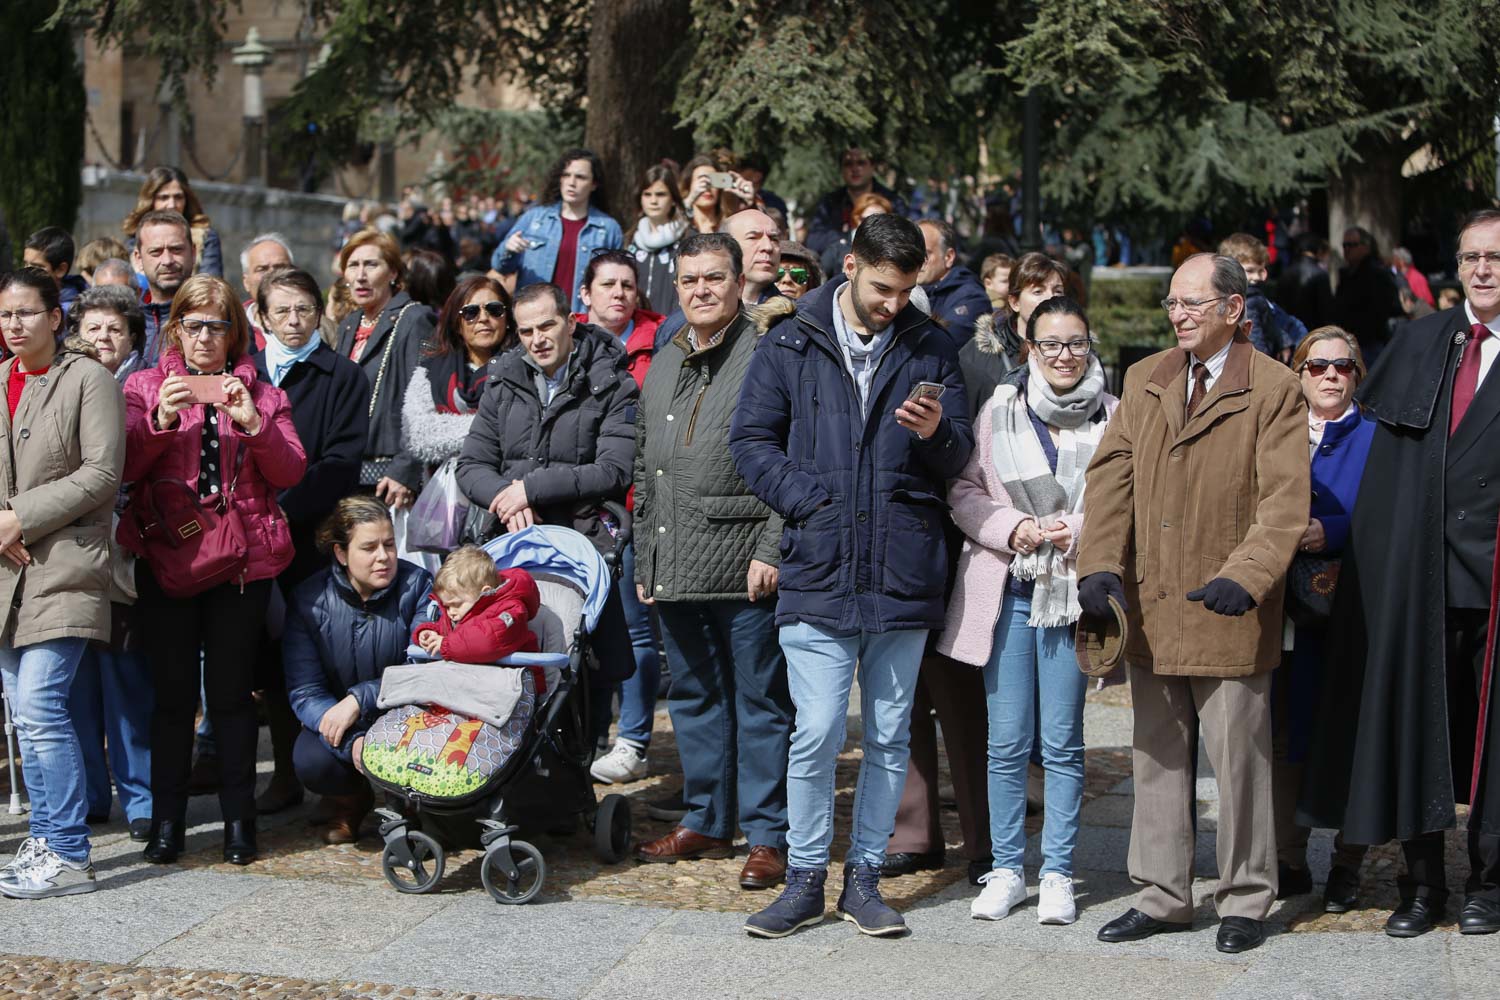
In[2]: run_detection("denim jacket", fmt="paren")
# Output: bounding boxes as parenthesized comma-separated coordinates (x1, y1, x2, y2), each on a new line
(490, 203, 623, 312)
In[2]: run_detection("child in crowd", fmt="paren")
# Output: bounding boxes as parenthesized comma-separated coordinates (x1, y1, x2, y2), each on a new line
(412, 545, 542, 663)
(23, 226, 87, 315)
(1218, 232, 1307, 362)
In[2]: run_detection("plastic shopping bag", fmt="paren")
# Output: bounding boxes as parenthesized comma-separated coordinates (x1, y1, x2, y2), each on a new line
(405, 459, 471, 553)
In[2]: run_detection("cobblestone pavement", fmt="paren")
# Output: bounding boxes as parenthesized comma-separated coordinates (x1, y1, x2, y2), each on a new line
(0, 687, 1495, 999)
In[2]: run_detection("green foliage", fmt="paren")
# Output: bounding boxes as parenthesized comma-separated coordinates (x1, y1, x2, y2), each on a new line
(1090, 274, 1176, 358)
(1007, 0, 1500, 224)
(2, 0, 84, 260)
(420, 107, 583, 197)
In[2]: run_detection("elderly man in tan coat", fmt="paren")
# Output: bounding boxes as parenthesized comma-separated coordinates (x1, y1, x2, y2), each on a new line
(1077, 253, 1307, 954)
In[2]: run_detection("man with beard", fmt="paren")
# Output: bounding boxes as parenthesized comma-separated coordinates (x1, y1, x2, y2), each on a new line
(130, 210, 196, 362)
(732, 213, 973, 938)
(1301, 208, 1500, 938)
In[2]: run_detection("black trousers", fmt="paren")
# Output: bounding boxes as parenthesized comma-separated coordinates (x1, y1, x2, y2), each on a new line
(139, 566, 272, 825)
(1401, 607, 1500, 902)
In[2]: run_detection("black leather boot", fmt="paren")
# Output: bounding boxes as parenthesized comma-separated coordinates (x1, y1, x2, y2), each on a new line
(142, 818, 186, 864)
(222, 819, 258, 866)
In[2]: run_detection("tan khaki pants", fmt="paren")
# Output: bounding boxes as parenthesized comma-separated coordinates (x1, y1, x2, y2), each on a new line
(1127, 664, 1277, 922)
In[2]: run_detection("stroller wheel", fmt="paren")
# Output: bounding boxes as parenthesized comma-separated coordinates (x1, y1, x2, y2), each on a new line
(482, 839, 545, 905)
(593, 793, 632, 863)
(381, 830, 445, 893)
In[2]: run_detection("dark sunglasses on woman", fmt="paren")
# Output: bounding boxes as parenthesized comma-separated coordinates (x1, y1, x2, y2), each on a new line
(1299, 358, 1357, 377)
(777, 266, 810, 285)
(459, 301, 507, 322)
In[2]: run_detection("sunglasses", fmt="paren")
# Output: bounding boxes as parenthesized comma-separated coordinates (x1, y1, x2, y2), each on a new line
(459, 301, 507, 322)
(1300, 358, 1358, 377)
(777, 266, 810, 285)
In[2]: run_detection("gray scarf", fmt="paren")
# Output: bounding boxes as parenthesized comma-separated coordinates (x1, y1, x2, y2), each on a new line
(1026, 353, 1106, 428)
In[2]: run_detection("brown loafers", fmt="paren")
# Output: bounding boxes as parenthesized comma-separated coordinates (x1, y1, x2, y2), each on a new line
(739, 845, 787, 889)
(633, 825, 734, 863)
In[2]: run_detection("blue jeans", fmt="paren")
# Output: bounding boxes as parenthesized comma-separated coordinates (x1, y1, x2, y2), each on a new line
(657, 600, 791, 848)
(780, 622, 927, 869)
(983, 594, 1086, 876)
(68, 646, 153, 823)
(0, 638, 90, 862)
(615, 542, 661, 746)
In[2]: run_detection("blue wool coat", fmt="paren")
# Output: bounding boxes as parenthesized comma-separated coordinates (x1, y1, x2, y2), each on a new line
(729, 278, 974, 633)
(284, 560, 434, 762)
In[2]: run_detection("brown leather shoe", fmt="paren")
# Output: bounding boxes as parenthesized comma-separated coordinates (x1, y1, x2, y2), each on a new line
(739, 845, 787, 889)
(321, 785, 373, 845)
(633, 825, 733, 863)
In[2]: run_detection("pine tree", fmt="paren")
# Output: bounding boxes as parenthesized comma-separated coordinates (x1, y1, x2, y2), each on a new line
(1, 0, 84, 262)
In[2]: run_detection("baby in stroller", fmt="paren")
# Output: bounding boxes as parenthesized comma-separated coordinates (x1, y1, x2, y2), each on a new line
(412, 546, 542, 665)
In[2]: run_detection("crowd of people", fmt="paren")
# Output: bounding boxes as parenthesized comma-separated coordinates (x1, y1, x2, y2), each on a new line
(0, 147, 1496, 959)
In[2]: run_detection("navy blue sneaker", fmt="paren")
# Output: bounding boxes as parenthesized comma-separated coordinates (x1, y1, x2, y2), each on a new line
(837, 863, 907, 937)
(744, 866, 827, 938)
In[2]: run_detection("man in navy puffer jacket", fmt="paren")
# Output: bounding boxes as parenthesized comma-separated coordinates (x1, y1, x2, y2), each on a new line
(732, 214, 973, 938)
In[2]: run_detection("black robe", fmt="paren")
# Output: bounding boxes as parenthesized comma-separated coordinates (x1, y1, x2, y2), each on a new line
(1299, 306, 1500, 840)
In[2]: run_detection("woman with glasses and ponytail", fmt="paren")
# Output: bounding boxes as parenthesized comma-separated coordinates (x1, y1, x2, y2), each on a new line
(1271, 326, 1375, 912)
(120, 275, 306, 868)
(937, 295, 1116, 926)
(401, 274, 516, 476)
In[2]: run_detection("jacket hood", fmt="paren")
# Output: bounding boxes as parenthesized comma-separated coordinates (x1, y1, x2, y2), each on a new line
(748, 295, 797, 334)
(971, 310, 1016, 357)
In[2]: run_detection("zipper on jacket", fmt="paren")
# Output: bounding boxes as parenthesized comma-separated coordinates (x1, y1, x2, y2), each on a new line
(683, 366, 712, 447)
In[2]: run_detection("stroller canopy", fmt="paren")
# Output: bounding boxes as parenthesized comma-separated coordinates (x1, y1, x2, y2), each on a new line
(482, 525, 613, 634)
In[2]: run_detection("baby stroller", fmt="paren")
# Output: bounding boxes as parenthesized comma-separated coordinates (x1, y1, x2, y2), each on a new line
(358, 521, 632, 904)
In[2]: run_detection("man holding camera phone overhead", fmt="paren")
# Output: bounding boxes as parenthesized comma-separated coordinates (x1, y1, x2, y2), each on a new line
(731, 213, 972, 939)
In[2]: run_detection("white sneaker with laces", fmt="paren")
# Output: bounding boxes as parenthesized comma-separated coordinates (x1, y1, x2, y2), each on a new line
(970, 867, 1027, 920)
(0, 846, 96, 899)
(1, 836, 42, 879)
(1037, 872, 1077, 924)
(590, 740, 648, 784)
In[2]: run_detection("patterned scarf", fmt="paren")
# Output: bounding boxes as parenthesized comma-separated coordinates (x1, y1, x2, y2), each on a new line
(990, 355, 1109, 626)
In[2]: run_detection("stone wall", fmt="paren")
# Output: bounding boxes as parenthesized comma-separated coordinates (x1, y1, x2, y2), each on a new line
(77, 168, 350, 292)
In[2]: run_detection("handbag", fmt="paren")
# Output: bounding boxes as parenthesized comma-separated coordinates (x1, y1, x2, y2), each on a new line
(120, 444, 249, 599)
(1287, 555, 1340, 625)
(406, 458, 470, 553)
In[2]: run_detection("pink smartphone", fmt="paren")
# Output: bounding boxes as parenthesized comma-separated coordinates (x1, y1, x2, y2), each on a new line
(179, 375, 228, 405)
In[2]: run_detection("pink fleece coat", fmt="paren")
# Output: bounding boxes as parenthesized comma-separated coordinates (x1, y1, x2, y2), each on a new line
(936, 392, 1118, 666)
(120, 349, 307, 584)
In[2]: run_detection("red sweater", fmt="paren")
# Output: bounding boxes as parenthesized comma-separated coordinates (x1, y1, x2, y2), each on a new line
(412, 568, 542, 664)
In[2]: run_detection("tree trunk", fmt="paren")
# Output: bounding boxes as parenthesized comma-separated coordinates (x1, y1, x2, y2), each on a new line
(1328, 142, 1406, 269)
(584, 0, 693, 226)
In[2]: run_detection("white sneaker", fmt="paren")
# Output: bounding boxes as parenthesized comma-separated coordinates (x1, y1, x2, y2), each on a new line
(1037, 872, 1077, 924)
(590, 740, 648, 784)
(970, 867, 1027, 920)
(0, 846, 96, 899)
(1, 836, 42, 878)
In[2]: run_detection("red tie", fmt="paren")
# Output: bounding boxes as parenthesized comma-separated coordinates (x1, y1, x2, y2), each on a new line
(1451, 323, 1491, 435)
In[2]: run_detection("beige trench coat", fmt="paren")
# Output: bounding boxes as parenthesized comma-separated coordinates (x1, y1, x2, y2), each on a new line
(1078, 335, 1308, 677)
(0, 347, 126, 646)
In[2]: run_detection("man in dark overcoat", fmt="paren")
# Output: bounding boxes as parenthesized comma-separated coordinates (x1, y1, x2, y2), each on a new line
(1300, 208, 1500, 937)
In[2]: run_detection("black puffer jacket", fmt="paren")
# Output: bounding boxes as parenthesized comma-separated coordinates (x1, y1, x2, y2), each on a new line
(455, 325, 638, 547)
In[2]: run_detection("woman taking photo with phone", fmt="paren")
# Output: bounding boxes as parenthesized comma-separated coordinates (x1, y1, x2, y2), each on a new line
(120, 274, 306, 867)
(0, 268, 124, 900)
(938, 296, 1116, 926)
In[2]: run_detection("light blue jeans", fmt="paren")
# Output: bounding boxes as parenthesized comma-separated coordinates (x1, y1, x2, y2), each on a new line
(983, 594, 1086, 877)
(69, 646, 153, 823)
(780, 622, 926, 869)
(614, 542, 661, 746)
(0, 637, 91, 862)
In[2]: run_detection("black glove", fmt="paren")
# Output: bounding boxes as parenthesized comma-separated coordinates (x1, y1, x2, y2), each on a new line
(1186, 577, 1256, 616)
(1078, 572, 1127, 618)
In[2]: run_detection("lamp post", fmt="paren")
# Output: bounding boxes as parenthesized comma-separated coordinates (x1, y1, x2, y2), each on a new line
(232, 27, 275, 186)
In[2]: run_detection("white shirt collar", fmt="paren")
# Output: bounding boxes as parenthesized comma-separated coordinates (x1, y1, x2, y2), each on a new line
(1463, 300, 1500, 336)
(1186, 337, 1234, 392)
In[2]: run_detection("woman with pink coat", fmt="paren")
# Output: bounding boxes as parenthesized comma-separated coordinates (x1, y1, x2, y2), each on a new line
(120, 275, 306, 867)
(937, 296, 1117, 927)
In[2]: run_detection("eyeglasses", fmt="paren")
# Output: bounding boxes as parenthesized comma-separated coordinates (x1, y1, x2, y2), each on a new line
(1457, 251, 1500, 269)
(1030, 338, 1094, 359)
(1160, 296, 1224, 316)
(1299, 358, 1358, 377)
(459, 301, 507, 323)
(269, 304, 317, 321)
(777, 266, 810, 285)
(180, 318, 232, 339)
(0, 308, 47, 325)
